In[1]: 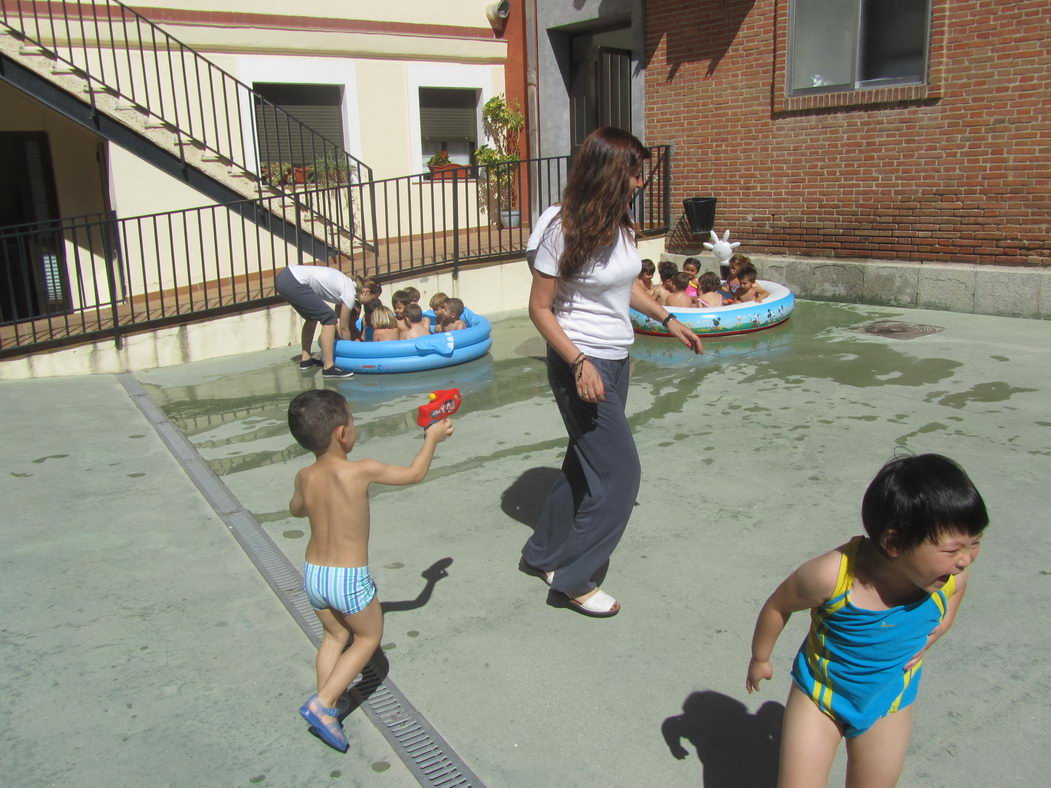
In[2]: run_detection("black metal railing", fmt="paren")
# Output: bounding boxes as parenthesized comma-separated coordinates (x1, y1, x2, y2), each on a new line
(368, 145, 671, 278)
(0, 146, 670, 357)
(1, 0, 374, 247)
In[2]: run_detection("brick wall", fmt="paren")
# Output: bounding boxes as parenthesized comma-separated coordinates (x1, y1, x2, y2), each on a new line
(645, 0, 1051, 265)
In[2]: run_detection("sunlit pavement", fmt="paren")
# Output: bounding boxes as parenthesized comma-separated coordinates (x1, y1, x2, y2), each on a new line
(3, 301, 1049, 786)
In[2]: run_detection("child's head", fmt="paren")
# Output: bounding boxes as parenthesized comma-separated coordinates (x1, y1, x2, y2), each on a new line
(683, 257, 701, 277)
(444, 297, 464, 320)
(657, 261, 678, 283)
(358, 278, 381, 302)
(639, 259, 656, 281)
(728, 253, 751, 276)
(371, 305, 397, 330)
(736, 264, 758, 288)
(698, 271, 721, 294)
(404, 303, 424, 324)
(429, 292, 449, 314)
(404, 286, 421, 304)
(391, 290, 411, 315)
(862, 453, 988, 555)
(288, 389, 352, 454)
(669, 272, 692, 293)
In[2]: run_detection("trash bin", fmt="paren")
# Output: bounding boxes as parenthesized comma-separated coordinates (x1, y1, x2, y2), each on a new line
(683, 197, 717, 236)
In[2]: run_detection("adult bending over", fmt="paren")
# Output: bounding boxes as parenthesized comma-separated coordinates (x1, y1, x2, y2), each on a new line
(275, 263, 356, 378)
(520, 127, 702, 617)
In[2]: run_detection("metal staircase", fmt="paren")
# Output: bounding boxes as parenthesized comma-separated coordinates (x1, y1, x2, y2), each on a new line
(0, 0, 374, 259)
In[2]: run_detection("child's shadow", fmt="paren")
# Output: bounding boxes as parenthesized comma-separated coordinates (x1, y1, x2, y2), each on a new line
(661, 691, 783, 787)
(501, 466, 561, 530)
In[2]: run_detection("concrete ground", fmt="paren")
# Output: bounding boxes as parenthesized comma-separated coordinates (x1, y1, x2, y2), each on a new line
(3, 300, 1050, 786)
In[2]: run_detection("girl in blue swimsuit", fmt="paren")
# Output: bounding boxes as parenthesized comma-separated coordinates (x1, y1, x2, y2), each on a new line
(746, 454, 988, 787)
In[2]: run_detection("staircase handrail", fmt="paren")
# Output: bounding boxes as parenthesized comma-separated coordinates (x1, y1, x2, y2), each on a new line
(1, 0, 373, 233)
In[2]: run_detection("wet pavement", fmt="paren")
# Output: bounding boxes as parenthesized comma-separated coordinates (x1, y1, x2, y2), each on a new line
(3, 300, 1050, 786)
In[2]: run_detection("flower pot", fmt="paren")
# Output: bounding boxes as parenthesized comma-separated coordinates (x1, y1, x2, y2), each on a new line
(498, 209, 521, 229)
(428, 163, 471, 181)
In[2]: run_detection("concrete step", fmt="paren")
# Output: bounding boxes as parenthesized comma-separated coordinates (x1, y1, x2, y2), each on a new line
(50, 61, 82, 75)
(81, 82, 117, 96)
(19, 44, 52, 57)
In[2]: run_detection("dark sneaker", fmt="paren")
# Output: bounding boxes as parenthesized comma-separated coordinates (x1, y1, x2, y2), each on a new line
(322, 366, 354, 378)
(298, 357, 323, 370)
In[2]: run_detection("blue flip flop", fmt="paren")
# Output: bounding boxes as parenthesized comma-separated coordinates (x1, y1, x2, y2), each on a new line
(299, 694, 349, 752)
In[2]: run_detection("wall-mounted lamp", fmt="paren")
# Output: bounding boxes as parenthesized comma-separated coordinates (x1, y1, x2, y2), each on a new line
(486, 1, 511, 34)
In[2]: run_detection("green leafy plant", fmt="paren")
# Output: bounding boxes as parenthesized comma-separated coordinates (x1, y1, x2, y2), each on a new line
(311, 155, 352, 186)
(261, 161, 292, 188)
(427, 150, 452, 168)
(476, 94, 524, 215)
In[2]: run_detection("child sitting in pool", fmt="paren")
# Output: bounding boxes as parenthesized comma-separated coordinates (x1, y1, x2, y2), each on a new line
(428, 292, 449, 330)
(732, 264, 770, 304)
(369, 305, 401, 341)
(717, 253, 749, 301)
(695, 271, 725, 308)
(638, 259, 656, 292)
(391, 290, 411, 325)
(746, 453, 987, 788)
(654, 261, 678, 300)
(398, 304, 430, 340)
(288, 389, 453, 752)
(664, 273, 695, 308)
(683, 258, 701, 298)
(436, 298, 466, 332)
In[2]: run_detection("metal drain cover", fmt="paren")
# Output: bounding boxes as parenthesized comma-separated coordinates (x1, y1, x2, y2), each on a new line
(862, 320, 944, 340)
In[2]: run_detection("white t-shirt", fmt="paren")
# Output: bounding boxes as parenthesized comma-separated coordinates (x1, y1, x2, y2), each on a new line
(528, 205, 639, 360)
(287, 264, 357, 309)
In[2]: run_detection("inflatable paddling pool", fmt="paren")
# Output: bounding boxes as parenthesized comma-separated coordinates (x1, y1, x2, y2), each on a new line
(333, 306, 492, 373)
(631, 280, 795, 337)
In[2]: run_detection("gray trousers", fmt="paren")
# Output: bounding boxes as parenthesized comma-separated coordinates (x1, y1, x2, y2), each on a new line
(522, 346, 641, 596)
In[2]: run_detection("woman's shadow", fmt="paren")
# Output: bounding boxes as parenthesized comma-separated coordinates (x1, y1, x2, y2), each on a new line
(661, 690, 783, 787)
(500, 466, 561, 531)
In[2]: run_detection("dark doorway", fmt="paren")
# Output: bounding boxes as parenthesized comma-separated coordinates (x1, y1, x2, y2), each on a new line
(569, 27, 633, 152)
(0, 132, 68, 324)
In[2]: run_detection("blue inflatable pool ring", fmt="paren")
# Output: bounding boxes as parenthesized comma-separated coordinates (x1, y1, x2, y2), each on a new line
(334, 306, 492, 373)
(631, 280, 795, 337)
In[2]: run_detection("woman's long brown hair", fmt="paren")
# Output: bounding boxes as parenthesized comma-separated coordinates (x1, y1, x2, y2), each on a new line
(558, 127, 650, 280)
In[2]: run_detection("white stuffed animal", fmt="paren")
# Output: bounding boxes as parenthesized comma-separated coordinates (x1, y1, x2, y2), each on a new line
(702, 229, 740, 267)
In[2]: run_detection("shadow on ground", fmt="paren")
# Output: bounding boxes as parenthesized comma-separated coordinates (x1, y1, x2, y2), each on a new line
(381, 557, 454, 614)
(661, 690, 783, 787)
(501, 466, 561, 529)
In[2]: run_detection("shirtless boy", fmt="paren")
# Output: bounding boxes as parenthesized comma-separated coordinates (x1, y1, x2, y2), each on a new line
(288, 390, 453, 752)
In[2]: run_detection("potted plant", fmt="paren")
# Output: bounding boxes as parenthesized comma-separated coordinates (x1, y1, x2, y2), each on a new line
(427, 150, 470, 181)
(262, 161, 292, 188)
(311, 154, 352, 186)
(475, 94, 524, 227)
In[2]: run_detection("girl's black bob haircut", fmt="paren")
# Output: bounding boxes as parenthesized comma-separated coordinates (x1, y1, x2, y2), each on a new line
(862, 453, 988, 551)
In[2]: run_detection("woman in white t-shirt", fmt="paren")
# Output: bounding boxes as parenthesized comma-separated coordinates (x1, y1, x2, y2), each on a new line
(520, 127, 702, 617)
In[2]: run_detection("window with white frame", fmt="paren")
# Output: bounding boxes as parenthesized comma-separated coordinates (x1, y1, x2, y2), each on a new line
(789, 0, 930, 94)
(419, 88, 479, 168)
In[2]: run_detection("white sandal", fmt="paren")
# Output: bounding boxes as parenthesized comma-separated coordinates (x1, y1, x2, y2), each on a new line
(566, 589, 620, 617)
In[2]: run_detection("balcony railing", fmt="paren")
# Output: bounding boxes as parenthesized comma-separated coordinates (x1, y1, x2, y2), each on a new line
(0, 146, 671, 358)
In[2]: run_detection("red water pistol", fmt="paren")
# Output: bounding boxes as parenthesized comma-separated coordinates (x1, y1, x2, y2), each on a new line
(416, 388, 462, 428)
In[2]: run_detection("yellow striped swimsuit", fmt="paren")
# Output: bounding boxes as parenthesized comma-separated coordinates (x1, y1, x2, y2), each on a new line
(791, 536, 955, 737)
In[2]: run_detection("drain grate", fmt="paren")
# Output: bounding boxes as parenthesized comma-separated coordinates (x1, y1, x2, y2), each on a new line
(862, 320, 944, 340)
(118, 374, 482, 787)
